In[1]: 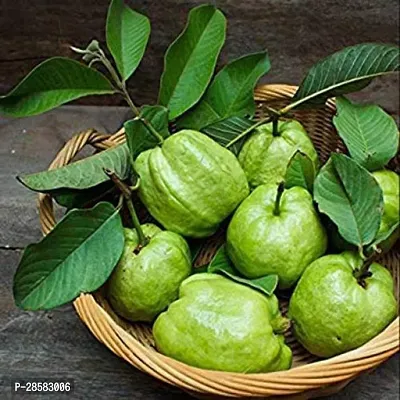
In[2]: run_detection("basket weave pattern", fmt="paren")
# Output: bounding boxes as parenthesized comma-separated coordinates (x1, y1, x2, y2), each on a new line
(38, 85, 399, 399)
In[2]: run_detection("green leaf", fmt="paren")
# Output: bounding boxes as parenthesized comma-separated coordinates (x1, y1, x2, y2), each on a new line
(13, 202, 124, 310)
(285, 150, 316, 192)
(140, 105, 170, 138)
(158, 5, 226, 120)
(188, 238, 206, 263)
(208, 245, 278, 296)
(314, 154, 383, 247)
(0, 58, 116, 117)
(177, 52, 270, 130)
(192, 264, 209, 274)
(106, 0, 150, 81)
(290, 43, 399, 110)
(333, 96, 399, 171)
(18, 144, 131, 192)
(201, 116, 254, 155)
(53, 181, 115, 209)
(124, 105, 170, 162)
(367, 221, 399, 253)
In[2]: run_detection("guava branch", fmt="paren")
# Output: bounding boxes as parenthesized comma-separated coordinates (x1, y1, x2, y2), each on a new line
(104, 169, 148, 247)
(77, 42, 164, 145)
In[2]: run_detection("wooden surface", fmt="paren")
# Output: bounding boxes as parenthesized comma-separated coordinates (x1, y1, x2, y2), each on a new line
(0, 0, 399, 398)
(0, 105, 399, 399)
(0, 0, 399, 113)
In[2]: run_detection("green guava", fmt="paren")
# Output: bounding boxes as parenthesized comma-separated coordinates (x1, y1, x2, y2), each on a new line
(288, 251, 397, 358)
(372, 169, 399, 250)
(153, 273, 292, 373)
(107, 224, 191, 322)
(226, 183, 327, 289)
(238, 120, 319, 188)
(135, 130, 249, 238)
(331, 169, 399, 252)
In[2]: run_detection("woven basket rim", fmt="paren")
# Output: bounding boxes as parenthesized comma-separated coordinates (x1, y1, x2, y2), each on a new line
(37, 83, 399, 398)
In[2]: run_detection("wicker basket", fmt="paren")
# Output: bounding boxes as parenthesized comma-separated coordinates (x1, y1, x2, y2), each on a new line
(38, 84, 399, 399)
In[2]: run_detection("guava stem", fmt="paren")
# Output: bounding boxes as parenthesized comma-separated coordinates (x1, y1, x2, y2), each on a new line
(97, 51, 164, 145)
(354, 252, 379, 286)
(272, 117, 280, 137)
(104, 169, 148, 247)
(126, 199, 148, 247)
(273, 182, 285, 216)
(120, 84, 141, 117)
(104, 168, 131, 198)
(121, 84, 164, 145)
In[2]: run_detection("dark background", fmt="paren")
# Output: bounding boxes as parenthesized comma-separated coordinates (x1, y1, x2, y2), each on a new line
(0, 1, 399, 399)
(0, 0, 399, 112)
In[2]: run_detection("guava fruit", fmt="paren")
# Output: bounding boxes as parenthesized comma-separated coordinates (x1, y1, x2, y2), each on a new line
(135, 130, 249, 238)
(238, 120, 319, 188)
(227, 183, 327, 289)
(153, 273, 292, 373)
(288, 251, 397, 358)
(372, 169, 399, 250)
(107, 224, 191, 322)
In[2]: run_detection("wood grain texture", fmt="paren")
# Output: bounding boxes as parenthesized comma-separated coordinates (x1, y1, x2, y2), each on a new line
(0, 0, 399, 398)
(0, 106, 399, 399)
(0, 0, 399, 112)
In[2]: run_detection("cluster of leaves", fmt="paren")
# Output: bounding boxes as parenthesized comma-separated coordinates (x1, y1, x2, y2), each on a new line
(313, 97, 399, 256)
(1, 0, 398, 310)
(283, 100, 399, 258)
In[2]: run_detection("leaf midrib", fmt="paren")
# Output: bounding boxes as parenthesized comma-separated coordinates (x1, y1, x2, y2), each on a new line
(166, 10, 220, 105)
(353, 106, 373, 159)
(292, 70, 395, 109)
(4, 87, 115, 100)
(331, 162, 363, 245)
(19, 209, 117, 307)
(20, 144, 128, 191)
(114, 7, 148, 78)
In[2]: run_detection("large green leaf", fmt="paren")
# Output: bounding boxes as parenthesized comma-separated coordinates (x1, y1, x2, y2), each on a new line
(208, 245, 278, 296)
(333, 96, 399, 171)
(106, 0, 150, 81)
(288, 43, 399, 110)
(140, 105, 170, 138)
(0, 58, 116, 117)
(53, 181, 116, 209)
(124, 105, 170, 162)
(285, 151, 316, 192)
(201, 116, 254, 155)
(158, 5, 226, 120)
(177, 52, 270, 130)
(314, 154, 383, 247)
(13, 202, 124, 310)
(18, 144, 131, 192)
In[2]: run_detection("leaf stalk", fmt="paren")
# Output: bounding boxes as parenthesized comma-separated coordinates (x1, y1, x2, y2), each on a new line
(272, 117, 279, 137)
(225, 115, 272, 148)
(354, 251, 380, 287)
